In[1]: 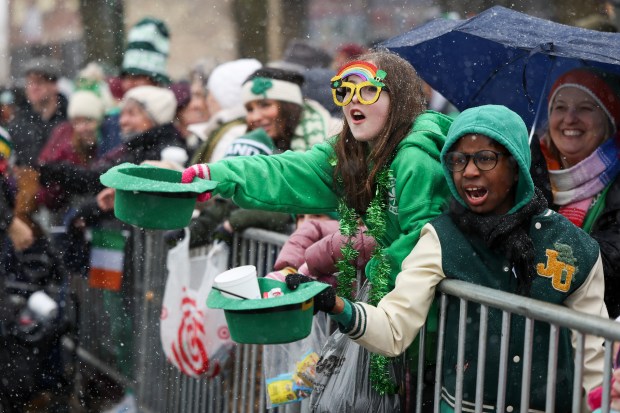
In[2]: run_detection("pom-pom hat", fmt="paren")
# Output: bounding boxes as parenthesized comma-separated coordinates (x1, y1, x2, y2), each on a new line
(121, 17, 171, 85)
(548, 68, 620, 132)
(68, 90, 105, 122)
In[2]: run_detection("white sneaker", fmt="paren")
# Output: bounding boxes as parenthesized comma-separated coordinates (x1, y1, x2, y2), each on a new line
(101, 393, 137, 413)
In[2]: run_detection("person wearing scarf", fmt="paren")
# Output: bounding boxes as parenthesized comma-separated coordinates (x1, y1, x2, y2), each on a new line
(303, 105, 607, 411)
(530, 68, 620, 318)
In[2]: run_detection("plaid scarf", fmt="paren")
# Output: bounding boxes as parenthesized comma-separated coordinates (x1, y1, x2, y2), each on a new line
(290, 100, 334, 152)
(541, 136, 620, 227)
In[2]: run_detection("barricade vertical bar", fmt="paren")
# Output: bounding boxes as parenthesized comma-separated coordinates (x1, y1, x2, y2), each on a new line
(240, 344, 251, 413)
(248, 344, 258, 411)
(415, 324, 426, 413)
(248, 240, 258, 269)
(180, 375, 189, 410)
(415, 326, 426, 413)
(475, 305, 488, 413)
(544, 324, 559, 412)
(495, 311, 511, 413)
(232, 343, 242, 413)
(259, 360, 266, 413)
(135, 228, 151, 404)
(602, 339, 614, 413)
(434, 294, 448, 413)
(519, 317, 534, 413)
(232, 234, 240, 266)
(455, 298, 468, 413)
(572, 333, 585, 413)
(256, 243, 266, 277)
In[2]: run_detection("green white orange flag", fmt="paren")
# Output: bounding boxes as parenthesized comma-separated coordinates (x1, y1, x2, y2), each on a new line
(89, 229, 126, 291)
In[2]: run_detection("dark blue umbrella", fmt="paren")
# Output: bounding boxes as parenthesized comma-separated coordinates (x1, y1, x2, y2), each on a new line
(382, 6, 620, 131)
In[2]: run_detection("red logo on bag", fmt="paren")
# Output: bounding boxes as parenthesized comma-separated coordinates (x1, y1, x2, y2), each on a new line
(171, 296, 210, 376)
(217, 326, 230, 340)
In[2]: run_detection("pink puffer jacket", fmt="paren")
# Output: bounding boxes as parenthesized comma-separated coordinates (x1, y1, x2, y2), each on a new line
(269, 219, 377, 286)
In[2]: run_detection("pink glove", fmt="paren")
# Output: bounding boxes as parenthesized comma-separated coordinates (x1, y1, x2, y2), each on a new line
(182, 164, 212, 202)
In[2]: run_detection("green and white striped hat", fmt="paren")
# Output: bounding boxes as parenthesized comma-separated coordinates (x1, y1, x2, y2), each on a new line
(121, 18, 170, 85)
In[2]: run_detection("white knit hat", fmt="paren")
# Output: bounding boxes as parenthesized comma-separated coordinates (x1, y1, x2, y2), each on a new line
(68, 90, 105, 122)
(207, 58, 262, 110)
(123, 85, 177, 125)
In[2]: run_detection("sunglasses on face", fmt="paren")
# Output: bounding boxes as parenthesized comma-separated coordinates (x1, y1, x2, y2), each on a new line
(444, 150, 511, 172)
(331, 81, 388, 106)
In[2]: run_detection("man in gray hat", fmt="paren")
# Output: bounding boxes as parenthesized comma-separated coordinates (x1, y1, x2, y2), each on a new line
(7, 56, 67, 232)
(9, 57, 67, 166)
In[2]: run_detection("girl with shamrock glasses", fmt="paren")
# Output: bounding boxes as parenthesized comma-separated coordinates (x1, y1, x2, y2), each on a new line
(182, 50, 454, 393)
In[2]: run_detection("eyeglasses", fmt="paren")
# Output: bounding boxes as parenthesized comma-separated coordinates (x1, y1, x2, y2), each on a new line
(331, 81, 388, 106)
(444, 150, 511, 172)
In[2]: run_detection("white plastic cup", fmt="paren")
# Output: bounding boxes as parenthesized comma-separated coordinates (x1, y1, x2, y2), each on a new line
(214, 265, 261, 300)
(27, 291, 58, 320)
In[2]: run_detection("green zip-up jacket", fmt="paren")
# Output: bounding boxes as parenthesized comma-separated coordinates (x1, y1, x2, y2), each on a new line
(208, 110, 453, 286)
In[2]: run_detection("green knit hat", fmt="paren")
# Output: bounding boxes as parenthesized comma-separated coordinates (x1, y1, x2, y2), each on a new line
(441, 105, 534, 214)
(122, 18, 170, 85)
(223, 128, 275, 158)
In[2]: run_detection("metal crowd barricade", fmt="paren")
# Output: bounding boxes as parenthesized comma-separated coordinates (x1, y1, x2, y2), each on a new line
(72, 226, 620, 412)
(425, 280, 620, 413)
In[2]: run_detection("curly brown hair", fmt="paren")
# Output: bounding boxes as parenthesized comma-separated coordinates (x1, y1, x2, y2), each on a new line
(333, 50, 427, 213)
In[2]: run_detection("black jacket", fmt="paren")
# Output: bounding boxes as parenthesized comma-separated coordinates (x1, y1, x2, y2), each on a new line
(531, 137, 620, 317)
(8, 94, 68, 166)
(39, 123, 188, 196)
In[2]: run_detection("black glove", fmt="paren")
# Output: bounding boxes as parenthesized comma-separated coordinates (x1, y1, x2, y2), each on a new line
(163, 229, 185, 247)
(212, 223, 233, 246)
(286, 273, 336, 314)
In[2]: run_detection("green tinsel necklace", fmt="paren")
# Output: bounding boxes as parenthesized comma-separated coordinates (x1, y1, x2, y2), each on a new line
(336, 168, 398, 395)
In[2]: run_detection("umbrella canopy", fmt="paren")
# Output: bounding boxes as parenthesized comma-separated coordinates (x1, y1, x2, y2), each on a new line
(383, 6, 620, 128)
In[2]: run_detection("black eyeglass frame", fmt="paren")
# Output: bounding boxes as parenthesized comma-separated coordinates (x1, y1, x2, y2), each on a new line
(444, 150, 512, 172)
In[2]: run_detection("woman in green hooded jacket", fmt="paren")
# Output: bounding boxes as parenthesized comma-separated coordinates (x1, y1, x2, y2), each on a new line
(182, 50, 453, 297)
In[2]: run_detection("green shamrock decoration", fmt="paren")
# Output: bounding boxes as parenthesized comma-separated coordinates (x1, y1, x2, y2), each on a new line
(251, 77, 273, 98)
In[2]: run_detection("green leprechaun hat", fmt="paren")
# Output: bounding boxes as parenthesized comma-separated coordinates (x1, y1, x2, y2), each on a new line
(100, 163, 217, 230)
(207, 278, 330, 344)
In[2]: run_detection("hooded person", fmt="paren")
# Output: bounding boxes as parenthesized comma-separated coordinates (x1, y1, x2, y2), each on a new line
(297, 105, 607, 411)
(189, 58, 262, 164)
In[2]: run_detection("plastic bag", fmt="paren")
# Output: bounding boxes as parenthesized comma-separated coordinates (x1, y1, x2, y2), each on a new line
(262, 312, 330, 408)
(161, 231, 234, 378)
(309, 281, 405, 413)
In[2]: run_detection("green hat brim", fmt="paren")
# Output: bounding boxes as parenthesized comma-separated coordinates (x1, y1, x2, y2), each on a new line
(100, 163, 217, 193)
(99, 163, 218, 230)
(207, 278, 329, 311)
(208, 278, 330, 344)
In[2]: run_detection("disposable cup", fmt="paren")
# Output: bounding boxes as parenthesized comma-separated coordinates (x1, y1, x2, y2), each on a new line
(214, 265, 261, 300)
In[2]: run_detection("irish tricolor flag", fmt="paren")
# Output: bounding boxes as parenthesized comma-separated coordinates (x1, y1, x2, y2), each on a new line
(89, 229, 126, 291)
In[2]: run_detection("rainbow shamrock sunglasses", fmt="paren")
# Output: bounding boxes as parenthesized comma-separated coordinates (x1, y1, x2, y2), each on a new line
(330, 61, 388, 106)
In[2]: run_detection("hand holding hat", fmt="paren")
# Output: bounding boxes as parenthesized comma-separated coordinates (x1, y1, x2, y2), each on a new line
(285, 273, 336, 314)
(181, 164, 212, 202)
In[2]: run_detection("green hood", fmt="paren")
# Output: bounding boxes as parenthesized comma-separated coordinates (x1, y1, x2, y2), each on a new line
(440, 105, 534, 214)
(397, 110, 453, 161)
